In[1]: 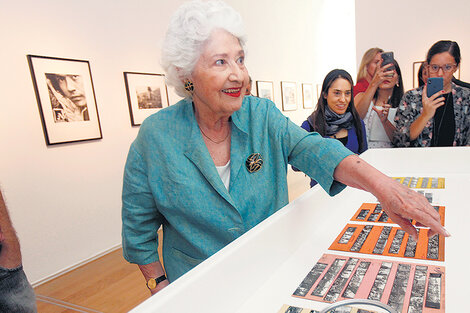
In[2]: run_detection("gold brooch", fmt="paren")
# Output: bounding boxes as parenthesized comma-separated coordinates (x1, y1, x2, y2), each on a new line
(245, 153, 263, 173)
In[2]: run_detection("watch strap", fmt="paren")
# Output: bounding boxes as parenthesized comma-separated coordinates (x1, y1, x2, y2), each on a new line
(146, 274, 167, 289)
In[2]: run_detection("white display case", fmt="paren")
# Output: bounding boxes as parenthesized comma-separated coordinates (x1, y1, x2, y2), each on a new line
(130, 147, 470, 313)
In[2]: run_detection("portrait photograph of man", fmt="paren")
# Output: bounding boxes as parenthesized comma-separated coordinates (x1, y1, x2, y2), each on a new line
(45, 73, 90, 122)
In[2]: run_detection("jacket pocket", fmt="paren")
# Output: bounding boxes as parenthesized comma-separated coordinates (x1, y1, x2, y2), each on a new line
(170, 247, 203, 267)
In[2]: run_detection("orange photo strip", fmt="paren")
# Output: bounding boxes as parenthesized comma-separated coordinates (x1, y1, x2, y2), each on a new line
(329, 224, 444, 261)
(350, 203, 445, 226)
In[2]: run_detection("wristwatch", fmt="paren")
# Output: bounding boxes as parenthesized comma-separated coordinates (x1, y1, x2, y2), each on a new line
(146, 274, 167, 289)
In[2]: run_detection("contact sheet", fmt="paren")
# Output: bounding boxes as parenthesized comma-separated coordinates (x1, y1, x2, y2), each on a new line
(292, 254, 445, 313)
(350, 204, 445, 226)
(393, 177, 445, 189)
(290, 188, 447, 313)
(329, 224, 444, 261)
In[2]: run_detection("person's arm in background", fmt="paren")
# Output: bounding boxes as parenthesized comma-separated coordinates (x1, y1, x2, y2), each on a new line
(409, 85, 445, 140)
(372, 104, 396, 141)
(0, 188, 22, 269)
(0, 187, 38, 312)
(354, 61, 393, 119)
(333, 154, 450, 240)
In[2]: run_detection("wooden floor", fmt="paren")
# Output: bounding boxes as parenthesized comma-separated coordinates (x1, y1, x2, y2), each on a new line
(33, 171, 310, 312)
(34, 248, 149, 313)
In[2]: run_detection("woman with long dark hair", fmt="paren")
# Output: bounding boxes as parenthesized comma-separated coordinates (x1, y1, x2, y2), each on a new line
(394, 40, 470, 147)
(300, 69, 367, 187)
(364, 60, 404, 148)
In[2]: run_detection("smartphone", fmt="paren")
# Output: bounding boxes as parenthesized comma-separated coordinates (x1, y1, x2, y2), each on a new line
(381, 51, 395, 72)
(427, 77, 443, 98)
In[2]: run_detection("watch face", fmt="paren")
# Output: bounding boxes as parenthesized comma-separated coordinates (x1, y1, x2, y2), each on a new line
(147, 279, 157, 289)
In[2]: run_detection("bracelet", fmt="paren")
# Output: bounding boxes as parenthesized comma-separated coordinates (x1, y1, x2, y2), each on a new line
(146, 274, 167, 289)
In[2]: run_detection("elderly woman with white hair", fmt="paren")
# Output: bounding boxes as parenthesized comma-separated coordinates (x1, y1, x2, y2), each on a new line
(122, 0, 448, 294)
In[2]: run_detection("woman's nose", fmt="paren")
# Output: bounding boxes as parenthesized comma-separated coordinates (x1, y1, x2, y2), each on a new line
(228, 64, 243, 82)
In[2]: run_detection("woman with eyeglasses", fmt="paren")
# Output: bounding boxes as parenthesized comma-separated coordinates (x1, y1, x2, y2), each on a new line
(394, 40, 470, 147)
(298, 69, 368, 187)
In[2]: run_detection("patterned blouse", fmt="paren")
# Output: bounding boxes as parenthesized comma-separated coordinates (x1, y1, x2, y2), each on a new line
(393, 82, 470, 147)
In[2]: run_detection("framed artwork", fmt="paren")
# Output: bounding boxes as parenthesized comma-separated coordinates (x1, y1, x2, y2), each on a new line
(124, 72, 169, 126)
(413, 60, 461, 88)
(256, 80, 274, 101)
(301, 83, 315, 109)
(413, 61, 425, 89)
(27, 55, 102, 145)
(281, 81, 297, 111)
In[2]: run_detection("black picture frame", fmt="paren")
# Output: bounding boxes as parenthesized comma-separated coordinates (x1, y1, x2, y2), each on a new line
(27, 54, 102, 145)
(123, 72, 169, 126)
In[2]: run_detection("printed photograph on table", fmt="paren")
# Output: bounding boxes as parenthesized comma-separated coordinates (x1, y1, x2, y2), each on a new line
(329, 224, 445, 261)
(293, 253, 445, 313)
(350, 203, 445, 226)
(281, 81, 297, 111)
(277, 304, 319, 313)
(27, 55, 102, 145)
(302, 83, 315, 109)
(393, 177, 445, 189)
(124, 72, 169, 126)
(256, 80, 274, 101)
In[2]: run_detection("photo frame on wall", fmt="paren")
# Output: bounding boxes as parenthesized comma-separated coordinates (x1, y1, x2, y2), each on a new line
(281, 81, 297, 111)
(413, 61, 425, 88)
(27, 54, 102, 145)
(124, 72, 169, 126)
(302, 83, 315, 109)
(413, 60, 461, 88)
(256, 80, 274, 101)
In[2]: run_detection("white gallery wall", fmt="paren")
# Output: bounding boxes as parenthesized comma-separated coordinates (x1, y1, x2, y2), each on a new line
(355, 0, 470, 91)
(0, 0, 356, 284)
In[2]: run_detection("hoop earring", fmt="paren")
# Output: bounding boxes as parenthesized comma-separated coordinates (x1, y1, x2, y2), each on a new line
(184, 80, 194, 93)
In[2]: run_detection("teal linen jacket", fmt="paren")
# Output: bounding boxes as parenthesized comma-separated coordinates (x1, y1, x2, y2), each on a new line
(122, 96, 353, 282)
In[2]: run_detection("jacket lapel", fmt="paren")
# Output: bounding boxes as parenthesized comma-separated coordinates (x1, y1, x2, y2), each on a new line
(230, 114, 249, 188)
(183, 101, 236, 208)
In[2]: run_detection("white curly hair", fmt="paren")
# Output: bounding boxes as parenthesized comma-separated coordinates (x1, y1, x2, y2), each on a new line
(161, 0, 246, 98)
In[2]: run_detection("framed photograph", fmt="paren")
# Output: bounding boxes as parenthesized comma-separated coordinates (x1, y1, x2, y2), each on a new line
(256, 80, 274, 101)
(316, 84, 322, 99)
(123, 72, 169, 126)
(413, 61, 425, 89)
(302, 83, 315, 109)
(27, 55, 102, 145)
(413, 60, 461, 88)
(281, 81, 297, 111)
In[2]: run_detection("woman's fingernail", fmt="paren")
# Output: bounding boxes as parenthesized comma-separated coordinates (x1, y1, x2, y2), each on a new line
(444, 229, 451, 237)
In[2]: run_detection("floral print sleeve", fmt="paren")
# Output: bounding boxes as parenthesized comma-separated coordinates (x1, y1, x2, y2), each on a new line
(452, 85, 470, 146)
(393, 86, 426, 147)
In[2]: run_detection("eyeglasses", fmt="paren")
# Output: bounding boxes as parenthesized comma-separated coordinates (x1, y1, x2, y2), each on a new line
(428, 63, 456, 73)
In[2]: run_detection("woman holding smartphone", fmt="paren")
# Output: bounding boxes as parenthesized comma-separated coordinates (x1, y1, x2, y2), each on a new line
(354, 48, 394, 119)
(394, 40, 470, 147)
(364, 60, 404, 148)
(298, 69, 367, 187)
